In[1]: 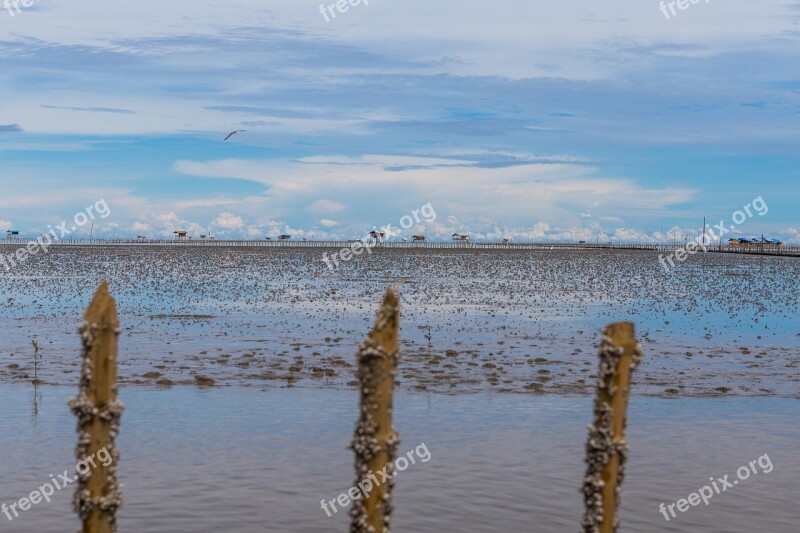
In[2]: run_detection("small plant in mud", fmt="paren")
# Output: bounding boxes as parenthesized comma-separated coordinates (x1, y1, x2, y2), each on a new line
(31, 336, 42, 383)
(423, 324, 432, 347)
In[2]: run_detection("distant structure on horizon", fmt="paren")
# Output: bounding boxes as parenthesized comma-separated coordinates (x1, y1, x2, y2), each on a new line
(728, 237, 782, 246)
(173, 230, 188, 240)
(412, 234, 426, 242)
(451, 233, 470, 241)
(369, 230, 386, 244)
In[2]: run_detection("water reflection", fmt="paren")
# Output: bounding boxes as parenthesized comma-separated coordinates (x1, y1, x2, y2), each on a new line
(32, 381, 41, 418)
(2, 385, 796, 532)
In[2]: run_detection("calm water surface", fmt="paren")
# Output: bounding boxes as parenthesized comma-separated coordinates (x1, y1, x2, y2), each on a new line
(0, 384, 797, 532)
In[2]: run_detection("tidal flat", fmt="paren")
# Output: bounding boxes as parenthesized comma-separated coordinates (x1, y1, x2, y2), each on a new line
(0, 246, 798, 397)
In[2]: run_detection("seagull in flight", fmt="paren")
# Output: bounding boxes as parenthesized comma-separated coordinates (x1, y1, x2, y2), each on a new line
(224, 130, 246, 141)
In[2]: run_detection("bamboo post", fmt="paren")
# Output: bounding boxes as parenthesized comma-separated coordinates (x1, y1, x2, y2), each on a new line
(350, 289, 400, 533)
(581, 322, 643, 533)
(69, 282, 124, 533)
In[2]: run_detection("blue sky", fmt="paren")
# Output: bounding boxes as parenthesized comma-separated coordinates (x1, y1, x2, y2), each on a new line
(1, 0, 799, 242)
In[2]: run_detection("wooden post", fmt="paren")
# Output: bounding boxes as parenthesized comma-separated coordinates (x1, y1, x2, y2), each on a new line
(581, 322, 643, 533)
(69, 282, 124, 533)
(350, 289, 400, 533)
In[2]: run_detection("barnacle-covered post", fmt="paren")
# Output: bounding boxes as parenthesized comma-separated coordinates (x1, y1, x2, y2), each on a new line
(581, 322, 643, 533)
(350, 289, 400, 533)
(69, 282, 124, 533)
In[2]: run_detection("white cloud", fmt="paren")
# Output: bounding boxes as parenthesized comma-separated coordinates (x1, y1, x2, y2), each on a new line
(174, 155, 698, 229)
(308, 199, 346, 214)
(5, 1, 796, 81)
(300, 155, 477, 168)
(173, 198, 241, 210)
(779, 227, 799, 243)
(319, 218, 339, 228)
(151, 212, 206, 237)
(212, 212, 245, 229)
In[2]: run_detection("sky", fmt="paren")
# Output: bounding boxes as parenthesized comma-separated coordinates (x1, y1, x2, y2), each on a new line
(0, 0, 799, 242)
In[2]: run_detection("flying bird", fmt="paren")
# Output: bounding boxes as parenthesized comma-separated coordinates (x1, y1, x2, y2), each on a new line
(224, 130, 246, 141)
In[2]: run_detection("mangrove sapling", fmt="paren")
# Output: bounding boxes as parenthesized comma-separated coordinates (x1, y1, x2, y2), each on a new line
(31, 336, 42, 383)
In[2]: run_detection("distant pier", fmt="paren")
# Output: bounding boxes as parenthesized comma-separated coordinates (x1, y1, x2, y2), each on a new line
(1, 238, 798, 257)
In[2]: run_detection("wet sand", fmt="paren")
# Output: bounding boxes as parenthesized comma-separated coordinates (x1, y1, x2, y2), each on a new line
(0, 247, 798, 397)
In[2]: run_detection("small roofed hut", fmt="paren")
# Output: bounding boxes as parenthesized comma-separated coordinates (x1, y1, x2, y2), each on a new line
(278, 234, 291, 241)
(451, 233, 469, 241)
(369, 230, 386, 244)
(760, 237, 783, 246)
(412, 234, 426, 242)
(173, 230, 188, 240)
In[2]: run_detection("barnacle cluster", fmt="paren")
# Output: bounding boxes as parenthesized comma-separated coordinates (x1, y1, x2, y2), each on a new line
(350, 292, 400, 533)
(580, 328, 643, 533)
(68, 318, 125, 531)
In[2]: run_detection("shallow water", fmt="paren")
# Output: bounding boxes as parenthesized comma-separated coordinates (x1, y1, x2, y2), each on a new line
(0, 384, 797, 532)
(0, 247, 798, 397)
(1, 246, 798, 530)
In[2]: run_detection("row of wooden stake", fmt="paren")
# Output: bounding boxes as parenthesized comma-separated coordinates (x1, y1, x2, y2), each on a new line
(69, 283, 641, 533)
